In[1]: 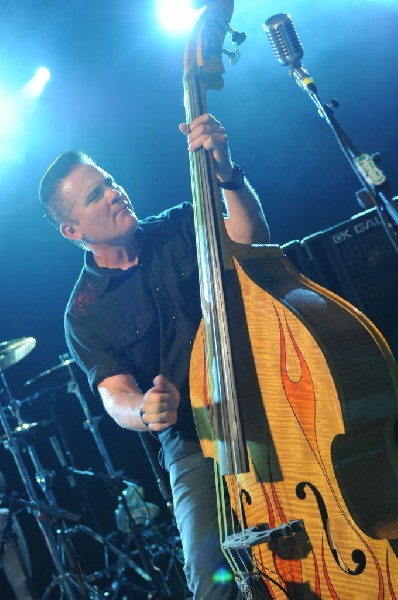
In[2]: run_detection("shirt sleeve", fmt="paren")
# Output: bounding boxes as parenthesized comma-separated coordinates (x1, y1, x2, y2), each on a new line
(65, 312, 133, 392)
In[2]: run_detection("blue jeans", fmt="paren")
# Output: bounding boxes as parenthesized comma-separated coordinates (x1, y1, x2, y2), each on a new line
(169, 452, 241, 600)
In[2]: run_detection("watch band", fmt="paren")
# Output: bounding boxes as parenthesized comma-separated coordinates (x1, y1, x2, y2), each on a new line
(218, 163, 245, 191)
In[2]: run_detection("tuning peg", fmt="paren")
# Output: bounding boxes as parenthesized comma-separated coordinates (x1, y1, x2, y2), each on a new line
(223, 23, 246, 46)
(222, 47, 241, 66)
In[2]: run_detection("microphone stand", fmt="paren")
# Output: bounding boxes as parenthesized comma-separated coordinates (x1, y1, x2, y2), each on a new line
(291, 70, 398, 253)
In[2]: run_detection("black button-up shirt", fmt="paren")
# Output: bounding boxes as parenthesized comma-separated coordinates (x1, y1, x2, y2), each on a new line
(65, 202, 203, 469)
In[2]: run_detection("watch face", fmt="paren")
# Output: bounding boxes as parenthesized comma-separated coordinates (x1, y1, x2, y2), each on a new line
(232, 165, 244, 187)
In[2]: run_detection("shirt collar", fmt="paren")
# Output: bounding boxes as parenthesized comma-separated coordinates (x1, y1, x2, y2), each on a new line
(83, 226, 145, 296)
(82, 217, 166, 295)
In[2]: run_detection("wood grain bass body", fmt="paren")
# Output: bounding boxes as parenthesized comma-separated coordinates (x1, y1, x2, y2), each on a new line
(190, 244, 398, 599)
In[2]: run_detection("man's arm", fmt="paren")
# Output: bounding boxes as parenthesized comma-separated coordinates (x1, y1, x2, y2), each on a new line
(222, 180, 270, 245)
(180, 113, 270, 245)
(98, 373, 180, 432)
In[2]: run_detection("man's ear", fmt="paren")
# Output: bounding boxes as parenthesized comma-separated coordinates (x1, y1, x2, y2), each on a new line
(60, 222, 80, 241)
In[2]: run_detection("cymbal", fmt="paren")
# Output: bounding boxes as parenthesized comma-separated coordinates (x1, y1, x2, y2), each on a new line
(24, 358, 75, 387)
(0, 337, 36, 373)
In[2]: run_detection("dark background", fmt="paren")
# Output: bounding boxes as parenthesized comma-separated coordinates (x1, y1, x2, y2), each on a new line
(0, 0, 397, 597)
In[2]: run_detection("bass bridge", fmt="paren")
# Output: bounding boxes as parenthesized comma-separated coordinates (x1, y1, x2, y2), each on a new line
(223, 519, 305, 550)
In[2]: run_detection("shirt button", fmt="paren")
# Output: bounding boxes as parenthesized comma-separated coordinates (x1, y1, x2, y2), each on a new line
(172, 315, 176, 320)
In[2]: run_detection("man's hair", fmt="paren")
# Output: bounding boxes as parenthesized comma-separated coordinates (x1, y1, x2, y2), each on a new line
(39, 150, 95, 230)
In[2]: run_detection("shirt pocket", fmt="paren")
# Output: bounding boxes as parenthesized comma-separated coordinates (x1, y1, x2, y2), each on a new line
(117, 307, 156, 347)
(164, 255, 198, 289)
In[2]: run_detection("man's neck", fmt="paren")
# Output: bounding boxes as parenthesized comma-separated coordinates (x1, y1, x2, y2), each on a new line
(90, 233, 141, 270)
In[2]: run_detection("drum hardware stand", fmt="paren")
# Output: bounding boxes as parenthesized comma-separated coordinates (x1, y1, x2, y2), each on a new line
(18, 382, 69, 408)
(1, 367, 25, 424)
(16, 402, 116, 598)
(62, 524, 153, 596)
(18, 496, 148, 600)
(61, 354, 174, 519)
(23, 439, 85, 528)
(113, 476, 173, 599)
(119, 521, 189, 600)
(21, 369, 110, 535)
(0, 343, 154, 598)
(58, 356, 177, 598)
(67, 467, 174, 599)
(138, 432, 174, 518)
(14, 383, 105, 531)
(26, 441, 58, 506)
(60, 355, 168, 504)
(0, 372, 81, 599)
(7, 447, 110, 599)
(61, 355, 119, 476)
(48, 430, 105, 535)
(17, 498, 81, 524)
(0, 490, 38, 599)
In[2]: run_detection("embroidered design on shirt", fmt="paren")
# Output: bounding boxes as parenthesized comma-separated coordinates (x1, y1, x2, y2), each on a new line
(70, 281, 95, 316)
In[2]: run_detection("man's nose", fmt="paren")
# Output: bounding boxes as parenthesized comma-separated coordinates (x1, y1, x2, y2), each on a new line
(109, 188, 122, 204)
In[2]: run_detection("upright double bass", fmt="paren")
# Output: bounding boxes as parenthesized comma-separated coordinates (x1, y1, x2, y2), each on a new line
(185, 2, 398, 598)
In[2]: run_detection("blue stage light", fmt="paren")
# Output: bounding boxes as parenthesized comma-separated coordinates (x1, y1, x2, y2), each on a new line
(22, 67, 51, 99)
(156, 0, 204, 34)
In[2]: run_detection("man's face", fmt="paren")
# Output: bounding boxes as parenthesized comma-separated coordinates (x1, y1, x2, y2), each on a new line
(59, 163, 138, 247)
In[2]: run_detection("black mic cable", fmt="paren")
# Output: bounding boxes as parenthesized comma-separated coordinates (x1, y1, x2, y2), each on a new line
(263, 13, 317, 94)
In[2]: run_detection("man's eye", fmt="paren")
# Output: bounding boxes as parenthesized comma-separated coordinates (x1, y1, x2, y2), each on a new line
(104, 177, 115, 188)
(87, 188, 102, 203)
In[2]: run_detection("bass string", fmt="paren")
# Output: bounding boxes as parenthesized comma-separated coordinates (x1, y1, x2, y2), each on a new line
(184, 71, 251, 577)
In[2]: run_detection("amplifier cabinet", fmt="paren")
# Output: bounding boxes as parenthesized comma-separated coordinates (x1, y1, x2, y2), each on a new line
(282, 208, 398, 358)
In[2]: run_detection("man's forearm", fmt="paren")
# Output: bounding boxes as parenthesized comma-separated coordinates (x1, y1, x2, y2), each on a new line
(223, 177, 270, 245)
(99, 386, 148, 432)
(98, 373, 180, 433)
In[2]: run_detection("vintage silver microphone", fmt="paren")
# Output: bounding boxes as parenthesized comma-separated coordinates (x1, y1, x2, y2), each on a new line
(263, 13, 317, 93)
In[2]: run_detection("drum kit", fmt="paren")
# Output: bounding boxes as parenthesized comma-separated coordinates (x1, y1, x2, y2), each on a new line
(0, 338, 188, 599)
